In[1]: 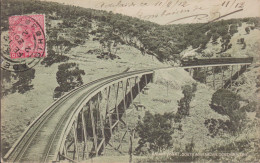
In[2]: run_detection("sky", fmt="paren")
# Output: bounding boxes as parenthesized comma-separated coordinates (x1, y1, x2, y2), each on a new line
(43, 0, 260, 24)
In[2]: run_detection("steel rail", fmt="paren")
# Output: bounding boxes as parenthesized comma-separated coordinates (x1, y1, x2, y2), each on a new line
(4, 79, 88, 161)
(4, 69, 153, 162)
(4, 61, 253, 162)
(53, 70, 153, 162)
(42, 69, 153, 162)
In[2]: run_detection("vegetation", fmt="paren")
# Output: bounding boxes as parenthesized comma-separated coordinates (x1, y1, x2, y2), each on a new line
(193, 68, 206, 83)
(1, 0, 259, 162)
(175, 83, 197, 122)
(245, 26, 250, 34)
(1, 69, 35, 96)
(205, 89, 250, 137)
(205, 138, 260, 162)
(135, 138, 198, 162)
(94, 26, 124, 59)
(41, 49, 69, 67)
(1, 0, 260, 63)
(134, 83, 198, 155)
(1, 0, 259, 97)
(54, 63, 85, 98)
(135, 111, 174, 154)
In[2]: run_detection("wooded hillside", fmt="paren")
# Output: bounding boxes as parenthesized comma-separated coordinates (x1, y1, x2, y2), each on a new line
(1, 0, 260, 62)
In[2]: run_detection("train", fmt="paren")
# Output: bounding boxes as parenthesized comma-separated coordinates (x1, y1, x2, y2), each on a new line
(180, 57, 253, 67)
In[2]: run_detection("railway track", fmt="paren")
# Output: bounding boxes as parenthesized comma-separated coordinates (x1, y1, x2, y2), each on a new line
(4, 60, 253, 162)
(4, 69, 153, 162)
(44, 69, 153, 162)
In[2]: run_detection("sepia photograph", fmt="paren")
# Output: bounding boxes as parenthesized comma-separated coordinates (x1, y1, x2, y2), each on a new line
(0, 0, 260, 162)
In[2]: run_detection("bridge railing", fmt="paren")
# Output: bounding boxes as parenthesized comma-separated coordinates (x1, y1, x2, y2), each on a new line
(53, 71, 153, 161)
(4, 58, 254, 162)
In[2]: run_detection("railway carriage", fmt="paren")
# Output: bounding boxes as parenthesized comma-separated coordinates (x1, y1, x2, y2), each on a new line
(180, 57, 253, 67)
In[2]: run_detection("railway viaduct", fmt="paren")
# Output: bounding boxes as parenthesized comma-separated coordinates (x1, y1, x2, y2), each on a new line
(3, 58, 253, 162)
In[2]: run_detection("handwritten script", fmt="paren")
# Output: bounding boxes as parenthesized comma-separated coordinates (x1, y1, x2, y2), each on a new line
(94, 0, 247, 24)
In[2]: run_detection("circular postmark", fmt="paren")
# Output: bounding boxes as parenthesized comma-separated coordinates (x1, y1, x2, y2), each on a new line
(1, 15, 46, 72)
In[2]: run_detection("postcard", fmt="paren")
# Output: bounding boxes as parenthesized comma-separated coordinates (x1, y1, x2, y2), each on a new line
(1, 0, 259, 162)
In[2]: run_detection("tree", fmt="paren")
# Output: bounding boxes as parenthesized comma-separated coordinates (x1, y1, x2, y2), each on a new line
(41, 49, 69, 67)
(220, 34, 232, 52)
(193, 68, 206, 83)
(212, 33, 220, 44)
(48, 38, 74, 55)
(245, 27, 250, 34)
(229, 24, 238, 36)
(175, 83, 197, 122)
(2, 68, 36, 96)
(208, 89, 247, 135)
(54, 63, 85, 98)
(98, 30, 123, 59)
(202, 50, 214, 58)
(211, 89, 241, 111)
(135, 111, 174, 154)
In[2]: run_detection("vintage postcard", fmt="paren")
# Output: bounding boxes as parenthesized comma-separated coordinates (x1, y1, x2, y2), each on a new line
(1, 0, 260, 162)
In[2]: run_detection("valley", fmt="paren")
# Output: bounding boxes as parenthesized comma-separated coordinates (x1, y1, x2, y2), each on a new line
(0, 0, 260, 162)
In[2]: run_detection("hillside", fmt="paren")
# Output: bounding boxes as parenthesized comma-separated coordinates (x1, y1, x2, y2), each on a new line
(0, 37, 164, 155)
(0, 0, 260, 162)
(1, 0, 260, 97)
(1, 0, 260, 62)
(181, 22, 260, 59)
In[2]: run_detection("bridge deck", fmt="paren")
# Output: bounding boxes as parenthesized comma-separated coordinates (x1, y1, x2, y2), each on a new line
(4, 62, 253, 162)
(5, 70, 153, 162)
(9, 79, 104, 161)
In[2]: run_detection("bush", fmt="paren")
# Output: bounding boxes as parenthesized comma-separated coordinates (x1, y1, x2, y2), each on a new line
(193, 68, 206, 83)
(6, 68, 36, 95)
(237, 38, 244, 44)
(211, 89, 241, 110)
(134, 139, 198, 162)
(41, 49, 69, 67)
(175, 83, 197, 122)
(241, 102, 257, 112)
(245, 27, 250, 34)
(204, 118, 230, 137)
(242, 42, 247, 49)
(207, 89, 247, 135)
(54, 63, 85, 98)
(206, 138, 260, 162)
(135, 111, 174, 154)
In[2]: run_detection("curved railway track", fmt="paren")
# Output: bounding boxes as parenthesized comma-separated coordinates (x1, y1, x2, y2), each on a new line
(4, 69, 154, 162)
(4, 59, 253, 162)
(45, 69, 153, 162)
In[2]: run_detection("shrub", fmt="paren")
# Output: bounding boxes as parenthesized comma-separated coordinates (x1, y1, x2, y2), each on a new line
(237, 38, 244, 44)
(175, 83, 197, 121)
(54, 63, 85, 98)
(41, 49, 69, 67)
(206, 138, 259, 162)
(241, 102, 257, 112)
(204, 118, 230, 137)
(193, 68, 206, 83)
(211, 89, 241, 110)
(135, 111, 174, 154)
(245, 27, 250, 34)
(11, 68, 35, 94)
(1, 69, 35, 96)
(207, 89, 247, 135)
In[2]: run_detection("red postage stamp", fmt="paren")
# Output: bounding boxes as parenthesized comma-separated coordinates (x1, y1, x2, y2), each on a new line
(8, 14, 46, 59)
